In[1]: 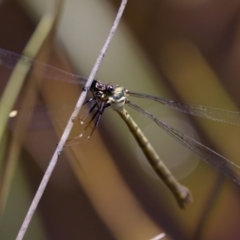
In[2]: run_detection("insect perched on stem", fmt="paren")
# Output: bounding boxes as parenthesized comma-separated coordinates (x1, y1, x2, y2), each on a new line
(68, 79, 240, 208)
(2, 48, 240, 208)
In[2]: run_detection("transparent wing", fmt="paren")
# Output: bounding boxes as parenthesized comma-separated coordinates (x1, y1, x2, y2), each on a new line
(127, 101, 240, 185)
(128, 91, 240, 126)
(8, 104, 76, 131)
(0, 48, 87, 85)
(8, 100, 103, 143)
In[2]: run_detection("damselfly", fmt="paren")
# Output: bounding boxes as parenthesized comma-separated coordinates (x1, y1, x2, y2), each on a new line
(1, 48, 240, 208)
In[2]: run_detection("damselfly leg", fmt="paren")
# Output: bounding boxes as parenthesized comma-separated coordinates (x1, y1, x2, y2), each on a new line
(66, 97, 109, 145)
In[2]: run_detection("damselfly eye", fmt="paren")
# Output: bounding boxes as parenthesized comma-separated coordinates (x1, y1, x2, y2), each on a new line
(106, 84, 115, 93)
(96, 83, 105, 91)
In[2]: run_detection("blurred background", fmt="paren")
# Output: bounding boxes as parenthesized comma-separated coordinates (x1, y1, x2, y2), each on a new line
(0, 0, 240, 239)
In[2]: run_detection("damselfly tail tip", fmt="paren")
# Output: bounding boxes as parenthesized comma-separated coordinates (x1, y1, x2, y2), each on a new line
(177, 185, 193, 209)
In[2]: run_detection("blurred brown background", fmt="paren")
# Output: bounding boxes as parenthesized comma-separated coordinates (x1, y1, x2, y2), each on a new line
(0, 0, 240, 239)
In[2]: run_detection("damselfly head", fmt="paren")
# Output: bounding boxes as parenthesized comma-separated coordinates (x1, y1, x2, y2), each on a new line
(91, 80, 107, 99)
(91, 80, 105, 91)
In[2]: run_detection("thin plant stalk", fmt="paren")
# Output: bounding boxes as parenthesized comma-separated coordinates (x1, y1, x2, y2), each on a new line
(16, 1, 128, 239)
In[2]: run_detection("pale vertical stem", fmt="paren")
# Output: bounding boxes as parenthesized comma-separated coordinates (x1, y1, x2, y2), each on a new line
(116, 107, 192, 208)
(16, 1, 128, 239)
